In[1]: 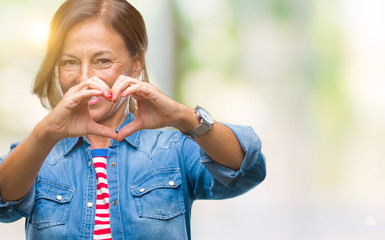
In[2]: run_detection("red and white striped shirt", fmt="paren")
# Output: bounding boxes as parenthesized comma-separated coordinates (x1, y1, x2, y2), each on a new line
(91, 149, 112, 240)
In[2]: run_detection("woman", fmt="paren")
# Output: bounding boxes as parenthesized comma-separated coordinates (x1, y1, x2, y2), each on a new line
(0, 0, 266, 239)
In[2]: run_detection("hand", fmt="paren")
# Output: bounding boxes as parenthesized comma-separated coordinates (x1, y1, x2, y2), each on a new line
(111, 75, 191, 141)
(41, 77, 118, 141)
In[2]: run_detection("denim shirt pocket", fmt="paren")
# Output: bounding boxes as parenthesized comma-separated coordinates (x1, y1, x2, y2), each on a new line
(130, 168, 185, 220)
(29, 180, 74, 230)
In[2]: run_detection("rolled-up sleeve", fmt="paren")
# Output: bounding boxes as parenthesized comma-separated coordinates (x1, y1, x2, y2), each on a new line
(0, 142, 35, 223)
(0, 186, 35, 223)
(183, 123, 266, 200)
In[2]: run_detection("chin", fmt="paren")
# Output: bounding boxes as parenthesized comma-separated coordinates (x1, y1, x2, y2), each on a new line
(89, 99, 128, 125)
(89, 109, 110, 123)
(90, 115, 106, 124)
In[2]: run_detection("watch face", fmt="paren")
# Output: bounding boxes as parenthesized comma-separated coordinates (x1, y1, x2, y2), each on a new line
(197, 106, 214, 125)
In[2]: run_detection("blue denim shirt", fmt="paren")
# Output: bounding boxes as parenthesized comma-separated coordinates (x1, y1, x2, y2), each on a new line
(0, 113, 266, 239)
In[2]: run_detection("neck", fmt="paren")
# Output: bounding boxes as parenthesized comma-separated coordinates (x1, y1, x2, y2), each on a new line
(87, 135, 112, 150)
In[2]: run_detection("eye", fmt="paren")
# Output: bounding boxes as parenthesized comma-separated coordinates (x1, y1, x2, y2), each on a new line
(60, 59, 79, 70)
(65, 60, 77, 66)
(94, 58, 112, 68)
(99, 59, 110, 64)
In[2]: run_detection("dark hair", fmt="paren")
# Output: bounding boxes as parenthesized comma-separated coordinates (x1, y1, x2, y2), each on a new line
(33, 0, 148, 114)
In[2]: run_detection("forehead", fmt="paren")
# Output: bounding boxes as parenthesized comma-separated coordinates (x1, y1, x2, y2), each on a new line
(62, 18, 126, 53)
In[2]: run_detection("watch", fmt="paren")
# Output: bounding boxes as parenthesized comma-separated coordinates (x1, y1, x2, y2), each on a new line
(184, 106, 214, 138)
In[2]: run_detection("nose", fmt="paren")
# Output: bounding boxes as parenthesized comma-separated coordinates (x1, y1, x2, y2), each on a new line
(79, 63, 94, 83)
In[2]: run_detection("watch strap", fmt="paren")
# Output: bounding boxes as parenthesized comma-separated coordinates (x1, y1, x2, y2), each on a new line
(183, 106, 213, 138)
(184, 122, 211, 138)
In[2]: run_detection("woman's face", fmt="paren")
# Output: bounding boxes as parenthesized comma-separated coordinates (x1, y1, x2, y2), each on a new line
(58, 18, 139, 126)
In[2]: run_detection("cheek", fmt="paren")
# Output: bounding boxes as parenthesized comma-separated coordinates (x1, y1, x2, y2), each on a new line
(58, 70, 77, 93)
(95, 65, 126, 87)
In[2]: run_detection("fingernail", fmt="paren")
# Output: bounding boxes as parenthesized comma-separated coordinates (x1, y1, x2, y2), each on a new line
(105, 91, 113, 99)
(120, 92, 125, 97)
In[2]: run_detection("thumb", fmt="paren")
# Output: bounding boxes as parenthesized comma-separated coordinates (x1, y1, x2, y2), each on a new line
(87, 122, 118, 140)
(117, 120, 141, 142)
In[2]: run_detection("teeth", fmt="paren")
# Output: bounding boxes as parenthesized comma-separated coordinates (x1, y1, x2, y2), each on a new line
(91, 96, 97, 100)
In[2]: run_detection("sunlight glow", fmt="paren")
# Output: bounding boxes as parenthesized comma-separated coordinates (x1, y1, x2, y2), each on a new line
(27, 21, 49, 44)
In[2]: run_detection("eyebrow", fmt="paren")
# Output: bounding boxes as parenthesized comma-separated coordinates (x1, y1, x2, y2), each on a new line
(61, 51, 114, 59)
(93, 51, 113, 58)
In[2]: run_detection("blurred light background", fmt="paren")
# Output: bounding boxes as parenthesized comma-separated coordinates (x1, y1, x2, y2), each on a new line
(1, 0, 385, 239)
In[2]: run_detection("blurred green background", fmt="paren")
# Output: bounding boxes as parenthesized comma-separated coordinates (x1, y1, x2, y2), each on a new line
(1, 0, 385, 239)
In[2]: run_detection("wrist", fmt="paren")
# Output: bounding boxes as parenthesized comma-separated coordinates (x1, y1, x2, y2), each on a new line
(178, 105, 215, 138)
(171, 105, 200, 133)
(34, 118, 63, 145)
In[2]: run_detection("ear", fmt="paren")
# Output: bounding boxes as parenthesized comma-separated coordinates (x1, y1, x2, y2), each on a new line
(132, 55, 143, 78)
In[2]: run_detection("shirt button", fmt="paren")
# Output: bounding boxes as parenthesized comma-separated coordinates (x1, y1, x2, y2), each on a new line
(88, 161, 92, 168)
(139, 188, 145, 193)
(168, 181, 175, 187)
(112, 200, 118, 205)
(87, 202, 93, 208)
(110, 162, 116, 167)
(56, 195, 63, 201)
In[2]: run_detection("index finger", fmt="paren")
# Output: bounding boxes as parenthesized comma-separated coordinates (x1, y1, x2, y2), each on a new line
(75, 76, 113, 100)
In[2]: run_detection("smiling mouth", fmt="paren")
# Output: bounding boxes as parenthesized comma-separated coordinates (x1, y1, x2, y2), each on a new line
(88, 96, 103, 105)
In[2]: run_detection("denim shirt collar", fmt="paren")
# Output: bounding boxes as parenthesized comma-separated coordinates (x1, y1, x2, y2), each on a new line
(62, 112, 140, 156)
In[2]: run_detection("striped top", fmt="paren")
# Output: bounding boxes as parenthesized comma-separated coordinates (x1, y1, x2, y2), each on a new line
(91, 149, 112, 240)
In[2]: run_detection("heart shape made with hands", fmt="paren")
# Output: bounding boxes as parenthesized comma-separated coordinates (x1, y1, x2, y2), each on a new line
(91, 97, 132, 142)
(84, 76, 164, 142)
(86, 93, 140, 142)
(59, 75, 177, 143)
(53, 76, 145, 143)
